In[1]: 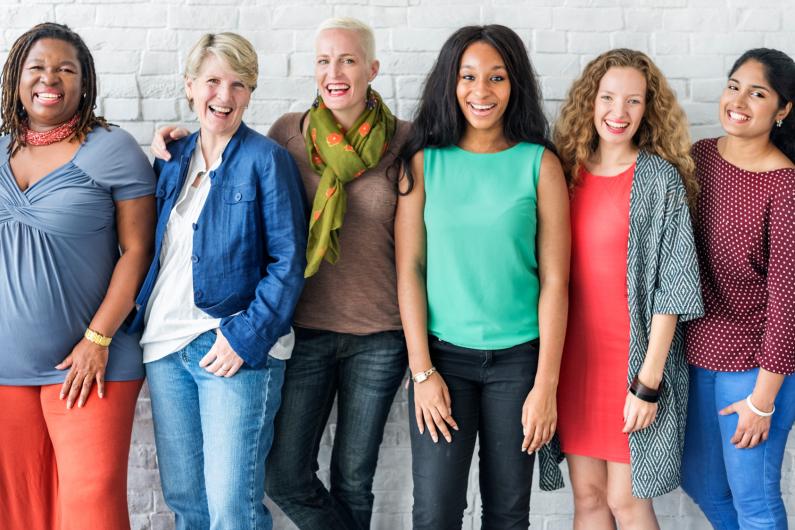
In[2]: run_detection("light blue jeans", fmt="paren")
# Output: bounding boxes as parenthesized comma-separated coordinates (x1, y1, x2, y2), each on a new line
(146, 331, 285, 530)
(681, 366, 795, 530)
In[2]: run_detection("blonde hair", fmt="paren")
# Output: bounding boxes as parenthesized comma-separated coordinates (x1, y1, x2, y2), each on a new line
(315, 17, 376, 63)
(554, 48, 698, 206)
(184, 32, 258, 101)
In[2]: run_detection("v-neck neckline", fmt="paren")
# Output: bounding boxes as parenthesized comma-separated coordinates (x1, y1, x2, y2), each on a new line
(3, 141, 85, 195)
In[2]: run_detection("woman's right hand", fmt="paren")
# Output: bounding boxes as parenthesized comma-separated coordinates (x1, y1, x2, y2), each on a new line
(413, 372, 458, 443)
(150, 125, 190, 161)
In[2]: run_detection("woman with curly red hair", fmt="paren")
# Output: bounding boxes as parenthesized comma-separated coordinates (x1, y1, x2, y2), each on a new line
(550, 49, 703, 529)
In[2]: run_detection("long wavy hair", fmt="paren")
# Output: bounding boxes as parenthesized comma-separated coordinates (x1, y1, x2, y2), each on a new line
(554, 48, 698, 206)
(397, 25, 554, 194)
(1, 23, 108, 156)
(729, 48, 795, 164)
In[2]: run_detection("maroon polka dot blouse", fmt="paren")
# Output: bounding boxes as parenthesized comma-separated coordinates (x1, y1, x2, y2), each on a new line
(686, 138, 795, 375)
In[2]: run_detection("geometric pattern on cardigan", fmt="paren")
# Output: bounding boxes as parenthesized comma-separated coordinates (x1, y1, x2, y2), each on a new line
(540, 151, 704, 498)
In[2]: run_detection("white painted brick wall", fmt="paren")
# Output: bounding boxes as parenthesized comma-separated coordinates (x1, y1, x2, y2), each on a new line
(2, 1, 793, 528)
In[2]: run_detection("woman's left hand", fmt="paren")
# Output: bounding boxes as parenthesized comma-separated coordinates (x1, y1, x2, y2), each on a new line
(622, 392, 659, 433)
(199, 330, 245, 377)
(720, 398, 771, 449)
(521, 386, 557, 454)
(56, 338, 109, 409)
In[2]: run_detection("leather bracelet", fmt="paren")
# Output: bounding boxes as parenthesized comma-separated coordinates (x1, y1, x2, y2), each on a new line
(629, 375, 661, 403)
(84, 328, 112, 347)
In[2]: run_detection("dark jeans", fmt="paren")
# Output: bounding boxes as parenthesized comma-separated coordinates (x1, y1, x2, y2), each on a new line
(265, 327, 407, 530)
(409, 336, 540, 530)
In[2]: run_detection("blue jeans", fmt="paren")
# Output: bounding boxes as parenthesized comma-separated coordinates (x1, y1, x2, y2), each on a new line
(409, 336, 539, 530)
(264, 327, 407, 530)
(146, 331, 285, 530)
(681, 366, 795, 530)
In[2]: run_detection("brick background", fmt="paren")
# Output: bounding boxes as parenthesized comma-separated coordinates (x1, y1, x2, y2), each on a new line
(2, 0, 794, 528)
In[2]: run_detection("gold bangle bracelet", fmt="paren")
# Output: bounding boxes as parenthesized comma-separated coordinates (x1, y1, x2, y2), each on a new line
(84, 328, 112, 347)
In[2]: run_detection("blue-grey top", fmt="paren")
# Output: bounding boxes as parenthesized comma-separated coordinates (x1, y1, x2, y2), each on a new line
(0, 125, 155, 385)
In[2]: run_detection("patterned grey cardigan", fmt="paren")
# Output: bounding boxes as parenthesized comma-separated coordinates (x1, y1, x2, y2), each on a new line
(539, 150, 704, 498)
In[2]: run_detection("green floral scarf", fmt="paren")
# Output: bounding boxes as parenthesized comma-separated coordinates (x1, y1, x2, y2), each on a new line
(304, 88, 396, 277)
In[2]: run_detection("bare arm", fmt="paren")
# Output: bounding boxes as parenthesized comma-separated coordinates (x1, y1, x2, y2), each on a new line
(623, 313, 677, 433)
(58, 196, 156, 408)
(396, 151, 457, 443)
(718, 368, 785, 449)
(522, 150, 570, 453)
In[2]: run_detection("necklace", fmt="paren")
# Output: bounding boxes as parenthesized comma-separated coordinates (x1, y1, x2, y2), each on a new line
(23, 114, 79, 146)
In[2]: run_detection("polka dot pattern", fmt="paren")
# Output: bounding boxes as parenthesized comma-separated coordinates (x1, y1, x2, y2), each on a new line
(686, 138, 795, 375)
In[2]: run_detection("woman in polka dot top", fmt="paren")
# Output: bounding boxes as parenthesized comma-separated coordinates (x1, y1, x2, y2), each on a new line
(681, 48, 795, 530)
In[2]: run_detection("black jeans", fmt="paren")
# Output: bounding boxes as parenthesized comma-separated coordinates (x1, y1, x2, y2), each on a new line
(409, 336, 540, 530)
(265, 327, 407, 530)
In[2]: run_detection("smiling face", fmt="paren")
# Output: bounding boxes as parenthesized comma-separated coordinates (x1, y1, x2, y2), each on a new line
(18, 38, 83, 131)
(720, 59, 791, 140)
(592, 66, 647, 149)
(185, 52, 251, 141)
(315, 28, 378, 127)
(455, 41, 511, 137)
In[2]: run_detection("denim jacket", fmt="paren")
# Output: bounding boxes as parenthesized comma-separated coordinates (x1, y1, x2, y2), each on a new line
(132, 123, 308, 368)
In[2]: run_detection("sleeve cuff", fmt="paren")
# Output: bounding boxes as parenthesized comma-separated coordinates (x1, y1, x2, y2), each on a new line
(651, 288, 704, 322)
(220, 314, 278, 369)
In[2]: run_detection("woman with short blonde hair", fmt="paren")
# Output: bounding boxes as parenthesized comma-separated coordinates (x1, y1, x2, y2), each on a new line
(150, 19, 410, 530)
(135, 32, 306, 529)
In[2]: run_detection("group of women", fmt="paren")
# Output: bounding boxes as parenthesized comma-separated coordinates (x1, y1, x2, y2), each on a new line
(0, 15, 792, 530)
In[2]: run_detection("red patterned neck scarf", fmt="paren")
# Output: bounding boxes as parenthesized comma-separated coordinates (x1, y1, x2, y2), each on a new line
(23, 114, 79, 146)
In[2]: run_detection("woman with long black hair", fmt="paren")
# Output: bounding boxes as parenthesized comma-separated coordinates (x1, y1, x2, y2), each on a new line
(395, 25, 570, 529)
(682, 48, 795, 530)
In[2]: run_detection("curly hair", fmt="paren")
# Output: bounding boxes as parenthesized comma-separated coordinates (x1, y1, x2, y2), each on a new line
(1, 23, 108, 156)
(553, 48, 698, 206)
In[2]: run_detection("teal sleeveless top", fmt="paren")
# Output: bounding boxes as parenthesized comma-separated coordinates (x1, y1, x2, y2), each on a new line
(424, 142, 544, 349)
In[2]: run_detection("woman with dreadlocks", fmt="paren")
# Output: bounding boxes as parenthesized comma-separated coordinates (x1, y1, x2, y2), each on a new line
(0, 23, 155, 530)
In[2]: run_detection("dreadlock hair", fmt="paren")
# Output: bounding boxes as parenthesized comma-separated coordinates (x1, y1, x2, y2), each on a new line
(1, 22, 108, 156)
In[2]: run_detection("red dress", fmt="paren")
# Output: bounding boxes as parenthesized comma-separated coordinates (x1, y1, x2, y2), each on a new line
(557, 163, 635, 463)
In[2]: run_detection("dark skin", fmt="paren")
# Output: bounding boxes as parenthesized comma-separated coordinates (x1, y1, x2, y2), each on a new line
(10, 37, 155, 408)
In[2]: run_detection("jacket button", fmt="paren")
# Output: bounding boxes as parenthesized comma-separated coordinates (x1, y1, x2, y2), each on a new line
(191, 255, 199, 263)
(234, 192, 242, 202)
(192, 223, 198, 231)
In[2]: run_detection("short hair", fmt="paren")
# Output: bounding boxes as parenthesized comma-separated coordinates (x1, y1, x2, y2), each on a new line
(315, 17, 376, 64)
(184, 32, 258, 96)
